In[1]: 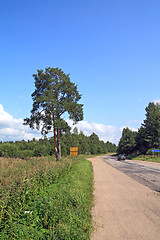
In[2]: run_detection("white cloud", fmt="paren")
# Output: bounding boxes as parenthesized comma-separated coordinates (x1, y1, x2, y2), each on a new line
(0, 104, 41, 141)
(0, 104, 140, 144)
(66, 119, 122, 144)
(120, 126, 138, 132)
(154, 99, 160, 105)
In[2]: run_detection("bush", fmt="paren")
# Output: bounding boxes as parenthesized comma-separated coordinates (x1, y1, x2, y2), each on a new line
(0, 143, 18, 157)
(18, 150, 34, 159)
(146, 149, 153, 155)
(34, 146, 50, 157)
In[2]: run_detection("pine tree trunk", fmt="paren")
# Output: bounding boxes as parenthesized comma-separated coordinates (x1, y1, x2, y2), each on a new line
(57, 129, 61, 161)
(52, 109, 61, 161)
(55, 87, 61, 161)
(53, 125, 58, 160)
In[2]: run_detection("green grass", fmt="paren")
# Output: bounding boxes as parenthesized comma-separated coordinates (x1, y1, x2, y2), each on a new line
(0, 156, 93, 239)
(130, 155, 160, 163)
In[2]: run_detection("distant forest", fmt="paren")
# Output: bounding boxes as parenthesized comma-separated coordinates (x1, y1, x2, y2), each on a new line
(0, 128, 117, 158)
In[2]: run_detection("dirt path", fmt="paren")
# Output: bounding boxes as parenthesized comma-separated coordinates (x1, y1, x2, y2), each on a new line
(90, 156, 160, 240)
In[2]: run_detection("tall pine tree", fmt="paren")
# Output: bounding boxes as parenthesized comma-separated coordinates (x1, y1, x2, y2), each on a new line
(141, 102, 160, 150)
(24, 67, 83, 161)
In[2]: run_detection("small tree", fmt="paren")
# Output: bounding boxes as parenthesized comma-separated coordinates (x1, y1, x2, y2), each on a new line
(24, 67, 83, 161)
(89, 133, 100, 154)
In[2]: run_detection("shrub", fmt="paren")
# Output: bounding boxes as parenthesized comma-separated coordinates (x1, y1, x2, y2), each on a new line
(18, 150, 34, 159)
(146, 149, 154, 155)
(0, 143, 18, 157)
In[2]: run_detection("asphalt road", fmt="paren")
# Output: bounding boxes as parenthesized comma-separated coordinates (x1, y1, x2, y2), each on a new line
(103, 155, 160, 192)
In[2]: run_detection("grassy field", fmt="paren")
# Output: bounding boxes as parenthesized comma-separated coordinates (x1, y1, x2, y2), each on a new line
(0, 156, 93, 239)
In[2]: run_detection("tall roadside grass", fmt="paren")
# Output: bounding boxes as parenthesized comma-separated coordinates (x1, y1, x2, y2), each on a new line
(129, 155, 160, 163)
(0, 156, 93, 239)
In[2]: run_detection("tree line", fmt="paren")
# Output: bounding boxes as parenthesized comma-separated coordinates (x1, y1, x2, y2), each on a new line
(0, 129, 117, 158)
(117, 102, 160, 155)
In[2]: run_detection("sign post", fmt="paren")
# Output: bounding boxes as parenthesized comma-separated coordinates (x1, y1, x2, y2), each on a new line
(152, 149, 160, 157)
(70, 147, 79, 156)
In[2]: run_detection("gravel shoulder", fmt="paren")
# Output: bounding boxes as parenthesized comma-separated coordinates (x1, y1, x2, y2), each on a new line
(90, 156, 160, 240)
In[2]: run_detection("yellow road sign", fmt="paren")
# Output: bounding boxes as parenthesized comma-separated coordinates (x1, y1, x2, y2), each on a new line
(70, 147, 79, 156)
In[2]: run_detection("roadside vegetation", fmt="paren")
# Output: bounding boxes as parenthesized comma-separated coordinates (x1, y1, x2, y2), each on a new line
(0, 155, 93, 239)
(117, 102, 160, 163)
(0, 129, 117, 158)
(126, 154, 160, 163)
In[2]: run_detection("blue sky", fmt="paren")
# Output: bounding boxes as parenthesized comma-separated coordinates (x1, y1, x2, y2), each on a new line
(0, 0, 160, 144)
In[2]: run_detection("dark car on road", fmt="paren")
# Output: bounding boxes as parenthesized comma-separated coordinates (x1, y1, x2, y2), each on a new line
(117, 155, 126, 161)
